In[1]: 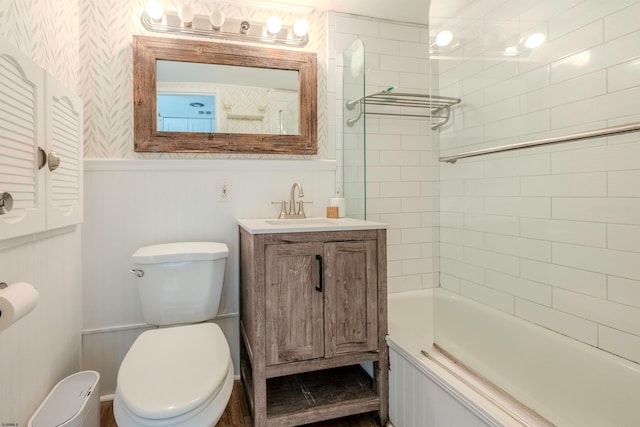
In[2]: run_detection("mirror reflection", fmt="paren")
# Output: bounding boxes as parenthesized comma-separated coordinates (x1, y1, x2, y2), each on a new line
(133, 35, 317, 154)
(156, 60, 299, 135)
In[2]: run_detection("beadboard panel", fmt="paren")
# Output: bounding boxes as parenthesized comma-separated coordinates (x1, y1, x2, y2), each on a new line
(388, 346, 492, 427)
(0, 229, 82, 426)
(81, 159, 336, 393)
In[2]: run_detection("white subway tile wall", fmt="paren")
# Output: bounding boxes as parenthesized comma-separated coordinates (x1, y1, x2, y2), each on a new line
(435, 0, 640, 365)
(328, 13, 435, 292)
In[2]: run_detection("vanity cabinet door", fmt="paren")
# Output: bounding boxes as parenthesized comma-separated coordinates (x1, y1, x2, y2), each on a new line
(323, 240, 378, 357)
(265, 242, 324, 366)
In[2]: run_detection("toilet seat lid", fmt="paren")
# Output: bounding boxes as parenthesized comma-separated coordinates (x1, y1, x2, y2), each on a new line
(117, 323, 230, 420)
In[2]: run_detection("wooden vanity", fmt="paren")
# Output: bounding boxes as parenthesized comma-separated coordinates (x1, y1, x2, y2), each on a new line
(238, 218, 388, 427)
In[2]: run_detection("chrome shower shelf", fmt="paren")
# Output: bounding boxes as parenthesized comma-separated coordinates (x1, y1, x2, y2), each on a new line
(345, 91, 461, 130)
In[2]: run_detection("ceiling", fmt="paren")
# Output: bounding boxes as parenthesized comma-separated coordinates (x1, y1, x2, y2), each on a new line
(236, 0, 475, 25)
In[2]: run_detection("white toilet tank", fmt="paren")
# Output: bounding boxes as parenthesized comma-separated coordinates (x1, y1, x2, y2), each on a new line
(130, 242, 228, 326)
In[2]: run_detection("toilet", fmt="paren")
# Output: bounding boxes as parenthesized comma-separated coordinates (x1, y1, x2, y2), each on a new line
(113, 242, 233, 427)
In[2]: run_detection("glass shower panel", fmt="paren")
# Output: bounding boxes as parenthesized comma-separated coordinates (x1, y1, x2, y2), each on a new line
(431, 0, 640, 425)
(342, 39, 366, 219)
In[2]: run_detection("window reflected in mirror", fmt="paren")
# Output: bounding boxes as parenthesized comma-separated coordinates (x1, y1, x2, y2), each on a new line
(156, 60, 299, 135)
(157, 94, 217, 132)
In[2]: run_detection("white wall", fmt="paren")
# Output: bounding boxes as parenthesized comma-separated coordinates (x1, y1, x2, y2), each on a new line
(81, 159, 336, 395)
(77, 0, 334, 396)
(78, 1, 437, 396)
(328, 12, 437, 293)
(433, 0, 640, 365)
(0, 1, 81, 425)
(0, 231, 82, 424)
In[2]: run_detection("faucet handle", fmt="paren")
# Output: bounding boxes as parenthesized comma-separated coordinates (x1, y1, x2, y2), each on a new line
(271, 200, 288, 219)
(297, 200, 312, 217)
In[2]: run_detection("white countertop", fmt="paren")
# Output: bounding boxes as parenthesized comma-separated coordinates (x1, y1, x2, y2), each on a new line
(238, 217, 388, 234)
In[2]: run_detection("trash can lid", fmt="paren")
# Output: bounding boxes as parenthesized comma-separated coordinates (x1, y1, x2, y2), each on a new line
(30, 371, 99, 427)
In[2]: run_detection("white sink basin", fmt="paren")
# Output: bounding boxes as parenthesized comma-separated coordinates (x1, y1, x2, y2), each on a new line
(238, 217, 388, 234)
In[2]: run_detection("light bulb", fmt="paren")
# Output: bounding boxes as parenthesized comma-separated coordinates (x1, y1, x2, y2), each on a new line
(178, 4, 194, 26)
(209, 9, 225, 30)
(146, 0, 164, 22)
(435, 30, 453, 47)
(293, 19, 309, 38)
(525, 32, 545, 49)
(267, 16, 282, 35)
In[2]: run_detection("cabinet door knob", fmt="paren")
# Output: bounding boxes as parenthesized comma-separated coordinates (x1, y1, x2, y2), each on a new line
(48, 151, 60, 172)
(0, 192, 13, 215)
(37, 147, 47, 170)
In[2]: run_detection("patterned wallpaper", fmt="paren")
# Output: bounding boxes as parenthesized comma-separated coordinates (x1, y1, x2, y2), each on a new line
(220, 86, 271, 134)
(78, 0, 328, 159)
(0, 0, 79, 88)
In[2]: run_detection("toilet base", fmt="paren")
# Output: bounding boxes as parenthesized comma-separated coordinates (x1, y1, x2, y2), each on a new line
(113, 359, 233, 427)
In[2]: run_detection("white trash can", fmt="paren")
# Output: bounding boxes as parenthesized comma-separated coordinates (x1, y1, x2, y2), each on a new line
(28, 371, 100, 427)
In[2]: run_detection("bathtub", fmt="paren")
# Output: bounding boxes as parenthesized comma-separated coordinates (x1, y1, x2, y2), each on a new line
(387, 289, 640, 427)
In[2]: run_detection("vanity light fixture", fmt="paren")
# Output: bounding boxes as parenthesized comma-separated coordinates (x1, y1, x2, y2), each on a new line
(266, 16, 282, 35)
(140, 2, 310, 47)
(209, 8, 225, 30)
(240, 20, 250, 34)
(293, 19, 309, 38)
(146, 0, 164, 22)
(178, 4, 194, 27)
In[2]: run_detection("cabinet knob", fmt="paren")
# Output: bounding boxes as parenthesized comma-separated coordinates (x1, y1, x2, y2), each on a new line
(0, 192, 13, 215)
(48, 151, 60, 172)
(37, 147, 47, 170)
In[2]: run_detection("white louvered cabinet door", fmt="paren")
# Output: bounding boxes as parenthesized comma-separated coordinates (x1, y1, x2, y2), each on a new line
(44, 75, 83, 229)
(0, 41, 46, 240)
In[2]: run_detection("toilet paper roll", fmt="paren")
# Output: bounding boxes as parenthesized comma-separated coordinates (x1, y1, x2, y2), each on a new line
(330, 198, 346, 218)
(0, 282, 39, 333)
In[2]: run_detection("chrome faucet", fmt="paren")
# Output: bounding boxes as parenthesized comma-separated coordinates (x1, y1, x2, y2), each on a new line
(289, 182, 304, 216)
(271, 182, 311, 219)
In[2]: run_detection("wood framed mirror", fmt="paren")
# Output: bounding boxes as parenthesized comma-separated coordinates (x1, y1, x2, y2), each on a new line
(133, 36, 317, 154)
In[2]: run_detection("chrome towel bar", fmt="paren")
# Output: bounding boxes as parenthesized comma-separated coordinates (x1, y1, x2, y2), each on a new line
(439, 122, 640, 164)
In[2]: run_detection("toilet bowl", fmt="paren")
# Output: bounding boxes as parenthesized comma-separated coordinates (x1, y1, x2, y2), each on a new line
(113, 323, 233, 426)
(113, 242, 233, 426)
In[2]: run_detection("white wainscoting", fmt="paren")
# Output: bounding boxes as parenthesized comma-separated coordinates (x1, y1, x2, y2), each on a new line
(82, 158, 336, 396)
(0, 228, 82, 426)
